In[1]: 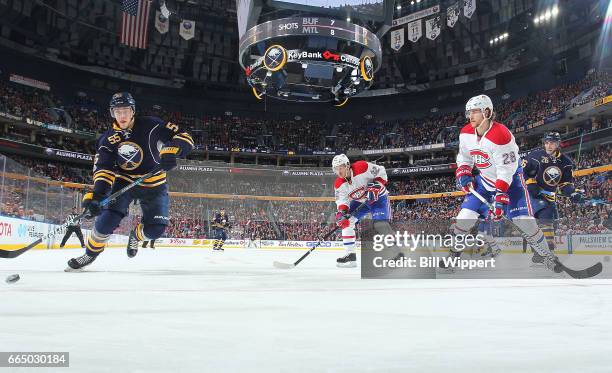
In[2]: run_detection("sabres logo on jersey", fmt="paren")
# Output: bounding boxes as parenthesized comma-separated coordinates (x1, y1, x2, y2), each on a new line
(117, 142, 143, 171)
(543, 166, 562, 186)
(470, 150, 492, 169)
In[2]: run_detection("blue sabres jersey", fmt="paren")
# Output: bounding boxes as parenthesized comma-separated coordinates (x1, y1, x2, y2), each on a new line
(92, 116, 194, 195)
(521, 148, 575, 201)
(212, 212, 230, 230)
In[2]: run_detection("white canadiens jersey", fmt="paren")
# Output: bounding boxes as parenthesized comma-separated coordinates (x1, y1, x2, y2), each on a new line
(334, 161, 388, 211)
(456, 121, 520, 192)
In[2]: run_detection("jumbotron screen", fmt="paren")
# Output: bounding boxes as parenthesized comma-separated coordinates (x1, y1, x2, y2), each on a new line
(269, 0, 385, 20)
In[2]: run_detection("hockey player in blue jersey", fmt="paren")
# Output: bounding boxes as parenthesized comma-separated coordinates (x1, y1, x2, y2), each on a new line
(211, 208, 230, 251)
(522, 132, 583, 263)
(66, 92, 194, 271)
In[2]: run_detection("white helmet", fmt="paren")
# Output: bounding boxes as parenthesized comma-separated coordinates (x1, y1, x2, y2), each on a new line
(331, 154, 350, 173)
(465, 94, 493, 119)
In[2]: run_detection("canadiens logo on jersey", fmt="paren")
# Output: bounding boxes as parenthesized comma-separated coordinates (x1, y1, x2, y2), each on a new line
(469, 150, 492, 169)
(117, 142, 143, 171)
(543, 166, 562, 186)
(348, 186, 367, 200)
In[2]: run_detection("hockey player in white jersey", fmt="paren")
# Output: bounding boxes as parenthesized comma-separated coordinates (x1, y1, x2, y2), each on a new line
(451, 94, 560, 272)
(332, 154, 392, 268)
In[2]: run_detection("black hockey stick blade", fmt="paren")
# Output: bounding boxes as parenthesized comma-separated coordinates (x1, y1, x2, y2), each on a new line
(0, 238, 43, 258)
(468, 187, 604, 279)
(557, 260, 603, 279)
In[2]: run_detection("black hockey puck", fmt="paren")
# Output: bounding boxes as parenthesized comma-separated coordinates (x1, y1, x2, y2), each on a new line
(5, 274, 20, 284)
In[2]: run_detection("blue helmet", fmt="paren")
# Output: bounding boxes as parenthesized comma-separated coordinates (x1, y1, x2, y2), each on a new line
(543, 132, 561, 143)
(109, 92, 136, 118)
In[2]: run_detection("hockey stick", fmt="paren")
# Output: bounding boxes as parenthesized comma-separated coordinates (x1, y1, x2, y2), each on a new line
(469, 187, 602, 279)
(273, 201, 368, 269)
(0, 169, 162, 259)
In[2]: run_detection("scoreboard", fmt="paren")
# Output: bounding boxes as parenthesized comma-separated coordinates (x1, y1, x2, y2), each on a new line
(236, 0, 394, 39)
(268, 0, 388, 22)
(236, 1, 386, 103)
(238, 16, 382, 71)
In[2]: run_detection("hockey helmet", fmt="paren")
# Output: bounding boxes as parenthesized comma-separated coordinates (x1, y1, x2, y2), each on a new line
(543, 132, 561, 143)
(465, 94, 494, 119)
(109, 92, 136, 118)
(331, 154, 350, 173)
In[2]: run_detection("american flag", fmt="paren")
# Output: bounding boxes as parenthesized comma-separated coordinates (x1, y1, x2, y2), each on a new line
(120, 0, 151, 49)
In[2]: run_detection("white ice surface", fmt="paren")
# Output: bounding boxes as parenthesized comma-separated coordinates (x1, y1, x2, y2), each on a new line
(2, 247, 612, 373)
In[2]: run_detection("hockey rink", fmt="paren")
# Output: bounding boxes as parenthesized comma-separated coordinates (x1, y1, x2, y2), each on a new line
(2, 247, 612, 373)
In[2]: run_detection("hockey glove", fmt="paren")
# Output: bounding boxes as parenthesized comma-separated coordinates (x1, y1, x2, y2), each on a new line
(82, 192, 103, 218)
(455, 165, 474, 193)
(335, 211, 351, 229)
(366, 182, 384, 203)
(160, 146, 180, 171)
(570, 191, 584, 204)
(492, 191, 509, 222)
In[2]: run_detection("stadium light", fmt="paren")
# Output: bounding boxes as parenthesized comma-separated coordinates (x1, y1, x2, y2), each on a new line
(410, 1, 414, 5)
(534, 6, 560, 25)
(396, 4, 401, 10)
(490, 32, 509, 45)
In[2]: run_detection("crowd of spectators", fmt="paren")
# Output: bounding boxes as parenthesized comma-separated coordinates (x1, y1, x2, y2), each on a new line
(570, 71, 612, 107)
(387, 175, 455, 195)
(557, 171, 612, 234)
(6, 155, 92, 184)
(0, 70, 610, 156)
(9, 139, 607, 197)
(337, 112, 464, 151)
(0, 185, 35, 220)
(0, 80, 58, 125)
(0, 67, 611, 239)
(573, 145, 612, 169)
(0, 161, 609, 239)
(497, 70, 612, 132)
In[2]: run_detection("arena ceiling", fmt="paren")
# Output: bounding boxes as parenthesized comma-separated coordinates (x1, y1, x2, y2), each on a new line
(0, 0, 607, 95)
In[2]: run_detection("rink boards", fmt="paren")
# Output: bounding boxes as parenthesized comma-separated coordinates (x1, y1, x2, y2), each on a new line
(0, 215, 610, 254)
